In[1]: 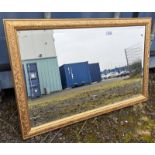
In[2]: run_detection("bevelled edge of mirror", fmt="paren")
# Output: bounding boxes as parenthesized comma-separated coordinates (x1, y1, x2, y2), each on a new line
(3, 18, 151, 139)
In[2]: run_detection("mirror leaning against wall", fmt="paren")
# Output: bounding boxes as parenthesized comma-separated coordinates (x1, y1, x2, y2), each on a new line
(4, 18, 151, 139)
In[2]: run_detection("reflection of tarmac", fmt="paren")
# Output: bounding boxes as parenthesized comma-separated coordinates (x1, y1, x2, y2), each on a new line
(28, 75, 130, 103)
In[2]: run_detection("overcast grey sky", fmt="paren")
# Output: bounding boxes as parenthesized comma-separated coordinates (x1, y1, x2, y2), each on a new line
(53, 26, 145, 71)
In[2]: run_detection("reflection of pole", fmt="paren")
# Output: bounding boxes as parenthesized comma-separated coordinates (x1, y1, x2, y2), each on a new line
(124, 49, 131, 73)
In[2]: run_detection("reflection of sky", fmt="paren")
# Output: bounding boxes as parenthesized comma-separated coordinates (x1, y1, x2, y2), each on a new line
(53, 26, 145, 71)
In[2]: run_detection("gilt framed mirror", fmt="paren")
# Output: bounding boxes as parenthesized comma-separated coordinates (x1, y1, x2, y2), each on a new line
(4, 18, 151, 139)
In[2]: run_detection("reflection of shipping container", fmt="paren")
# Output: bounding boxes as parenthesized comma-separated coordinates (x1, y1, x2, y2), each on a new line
(89, 63, 101, 82)
(23, 58, 62, 98)
(59, 62, 92, 89)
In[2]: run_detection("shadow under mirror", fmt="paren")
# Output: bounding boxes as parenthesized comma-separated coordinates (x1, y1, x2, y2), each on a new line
(17, 26, 145, 127)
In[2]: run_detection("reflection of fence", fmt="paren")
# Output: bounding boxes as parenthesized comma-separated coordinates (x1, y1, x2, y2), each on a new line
(125, 43, 143, 76)
(125, 43, 143, 67)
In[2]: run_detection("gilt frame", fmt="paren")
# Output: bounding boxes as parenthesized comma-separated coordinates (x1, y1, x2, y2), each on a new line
(3, 18, 151, 139)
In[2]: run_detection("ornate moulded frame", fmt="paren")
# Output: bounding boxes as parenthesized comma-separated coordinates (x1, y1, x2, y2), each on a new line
(3, 18, 151, 139)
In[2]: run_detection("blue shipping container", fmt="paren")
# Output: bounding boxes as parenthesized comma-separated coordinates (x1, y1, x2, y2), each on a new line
(89, 63, 101, 82)
(59, 62, 92, 89)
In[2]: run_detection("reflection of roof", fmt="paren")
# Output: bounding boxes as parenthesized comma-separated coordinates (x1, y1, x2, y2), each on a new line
(59, 61, 89, 68)
(150, 56, 155, 69)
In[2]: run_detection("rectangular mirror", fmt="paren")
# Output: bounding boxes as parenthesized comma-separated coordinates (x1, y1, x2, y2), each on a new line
(4, 18, 151, 139)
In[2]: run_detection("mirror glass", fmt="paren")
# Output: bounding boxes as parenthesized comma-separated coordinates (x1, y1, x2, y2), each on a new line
(17, 26, 145, 127)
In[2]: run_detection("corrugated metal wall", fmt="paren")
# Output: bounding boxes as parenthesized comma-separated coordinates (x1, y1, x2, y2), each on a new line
(52, 12, 115, 18)
(22, 57, 62, 97)
(0, 71, 13, 89)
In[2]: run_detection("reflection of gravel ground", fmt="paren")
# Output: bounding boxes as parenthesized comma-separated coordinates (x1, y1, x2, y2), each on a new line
(30, 80, 142, 127)
(0, 74, 155, 142)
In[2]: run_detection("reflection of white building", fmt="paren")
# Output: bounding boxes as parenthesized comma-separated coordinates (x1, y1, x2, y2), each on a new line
(18, 30, 57, 60)
(17, 30, 62, 98)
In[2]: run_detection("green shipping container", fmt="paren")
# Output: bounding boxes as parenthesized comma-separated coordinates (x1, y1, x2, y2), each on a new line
(22, 57, 62, 97)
